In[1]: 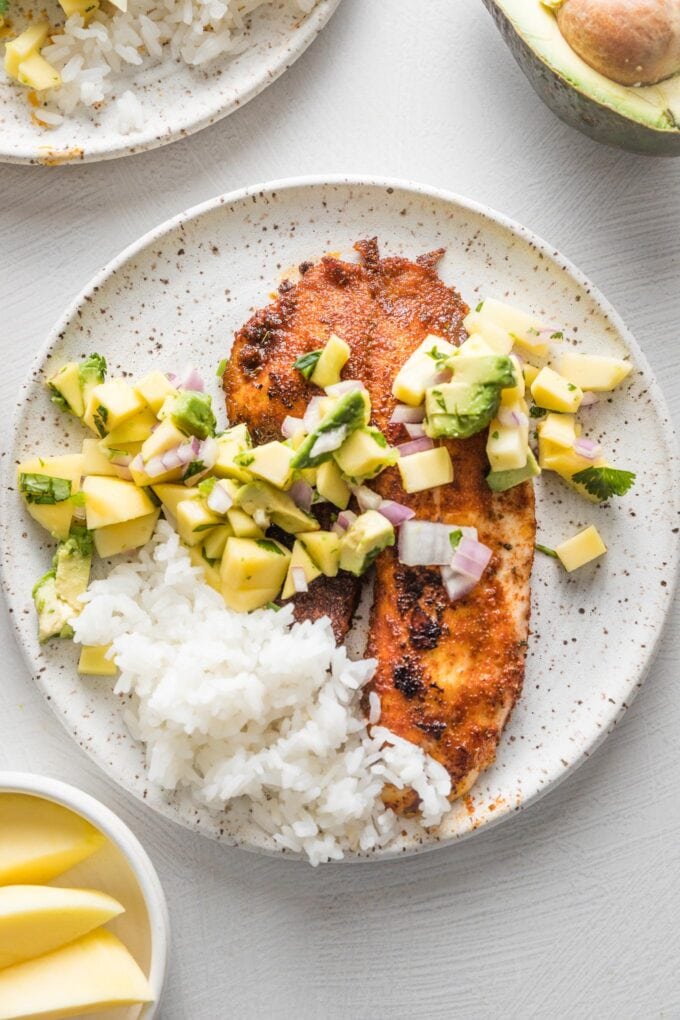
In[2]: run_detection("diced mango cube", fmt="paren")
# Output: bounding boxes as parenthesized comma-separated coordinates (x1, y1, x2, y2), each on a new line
(537, 413, 577, 449)
(311, 333, 351, 389)
(245, 441, 295, 489)
(139, 418, 185, 462)
(134, 371, 178, 414)
(523, 363, 540, 387)
(556, 525, 607, 571)
(4, 24, 50, 79)
(176, 499, 221, 546)
(462, 314, 514, 355)
(221, 537, 290, 593)
(78, 645, 118, 676)
(558, 352, 632, 392)
(82, 475, 155, 530)
(468, 298, 549, 356)
(17, 454, 83, 541)
(500, 355, 526, 404)
(93, 509, 160, 558)
(151, 483, 199, 518)
(202, 524, 233, 561)
(457, 334, 497, 358)
(83, 380, 146, 436)
(18, 51, 61, 90)
(531, 366, 583, 413)
(392, 335, 457, 406)
(187, 546, 221, 593)
(82, 438, 117, 477)
(100, 408, 158, 449)
(315, 458, 350, 509)
(397, 446, 453, 493)
(281, 540, 322, 599)
(298, 530, 340, 577)
(487, 422, 527, 471)
(59, 0, 100, 18)
(226, 508, 264, 539)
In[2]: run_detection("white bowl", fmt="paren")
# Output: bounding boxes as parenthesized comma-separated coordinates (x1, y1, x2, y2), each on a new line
(0, 772, 169, 1020)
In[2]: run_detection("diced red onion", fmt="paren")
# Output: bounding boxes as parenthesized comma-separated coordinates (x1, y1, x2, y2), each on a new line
(112, 465, 133, 481)
(289, 480, 313, 513)
(573, 437, 602, 460)
(404, 422, 427, 439)
(303, 396, 324, 434)
(130, 454, 144, 473)
(440, 565, 477, 603)
(161, 448, 184, 471)
(450, 536, 492, 581)
(292, 566, 308, 593)
(378, 500, 416, 526)
(580, 391, 599, 407)
(390, 404, 425, 425)
(166, 373, 178, 384)
(397, 436, 433, 458)
(309, 425, 348, 459)
(281, 415, 305, 439)
(207, 484, 233, 514)
(179, 365, 204, 392)
(331, 521, 345, 536)
(337, 510, 357, 531)
(497, 406, 528, 429)
(72, 503, 87, 521)
(108, 452, 132, 467)
(398, 521, 478, 566)
(143, 456, 168, 479)
(432, 369, 451, 385)
(353, 485, 382, 512)
(325, 380, 364, 397)
(199, 437, 218, 471)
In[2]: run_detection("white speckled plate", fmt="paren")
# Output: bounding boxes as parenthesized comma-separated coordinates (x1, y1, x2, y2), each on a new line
(0, 0, 340, 165)
(2, 177, 678, 860)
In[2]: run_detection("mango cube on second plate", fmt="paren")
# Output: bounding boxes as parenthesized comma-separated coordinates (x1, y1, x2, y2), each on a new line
(397, 446, 453, 494)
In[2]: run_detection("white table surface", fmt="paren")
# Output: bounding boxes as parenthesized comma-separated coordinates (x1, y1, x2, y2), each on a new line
(2, 1, 679, 1016)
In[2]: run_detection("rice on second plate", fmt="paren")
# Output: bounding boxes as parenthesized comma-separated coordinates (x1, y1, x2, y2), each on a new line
(37, 0, 316, 130)
(72, 521, 452, 865)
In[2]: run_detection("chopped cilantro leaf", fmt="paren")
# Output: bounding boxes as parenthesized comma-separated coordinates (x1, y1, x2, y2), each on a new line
(567, 383, 577, 392)
(527, 327, 540, 336)
(93, 404, 108, 437)
(293, 350, 322, 380)
(198, 477, 217, 496)
(475, 301, 484, 313)
(256, 539, 285, 556)
(550, 331, 563, 340)
(183, 459, 206, 481)
(535, 543, 558, 559)
(449, 529, 462, 550)
(529, 405, 547, 419)
(491, 430, 499, 440)
(235, 453, 255, 467)
(70, 492, 86, 507)
(431, 389, 447, 413)
(216, 358, 229, 378)
(48, 384, 71, 413)
(0, 0, 9, 15)
(571, 466, 636, 501)
(19, 473, 71, 505)
(266, 601, 281, 612)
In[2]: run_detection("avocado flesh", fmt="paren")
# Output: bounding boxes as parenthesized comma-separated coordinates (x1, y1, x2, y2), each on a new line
(236, 480, 319, 535)
(32, 573, 74, 643)
(487, 449, 541, 492)
(485, 0, 680, 155)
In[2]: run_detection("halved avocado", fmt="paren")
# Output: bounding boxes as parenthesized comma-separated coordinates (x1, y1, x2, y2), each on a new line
(483, 0, 680, 155)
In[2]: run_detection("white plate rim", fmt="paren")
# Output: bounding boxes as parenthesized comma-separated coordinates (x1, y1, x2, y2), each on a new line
(0, 0, 342, 166)
(2, 174, 678, 862)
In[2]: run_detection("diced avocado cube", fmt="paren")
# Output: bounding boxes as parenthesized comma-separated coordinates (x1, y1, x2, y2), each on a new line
(17, 454, 83, 541)
(531, 367, 583, 413)
(537, 413, 577, 449)
(487, 449, 541, 492)
(100, 408, 158, 449)
(315, 459, 350, 509)
(139, 419, 186, 462)
(425, 355, 515, 439)
(47, 363, 85, 417)
(397, 447, 453, 494)
(162, 391, 216, 440)
(281, 540, 323, 599)
(310, 334, 351, 389)
(339, 510, 395, 576)
(486, 418, 528, 472)
(78, 644, 117, 676)
(221, 537, 290, 593)
(558, 353, 631, 392)
(83, 380, 146, 437)
(291, 390, 371, 470)
(236, 480, 318, 535)
(82, 438, 118, 477)
(32, 572, 73, 643)
(82, 476, 156, 531)
(93, 509, 160, 558)
(245, 441, 295, 489)
(134, 372, 179, 414)
(4, 23, 49, 79)
(298, 530, 340, 577)
(333, 427, 398, 482)
(53, 528, 93, 611)
(203, 524, 233, 561)
(555, 525, 607, 572)
(392, 335, 458, 406)
(226, 508, 263, 539)
(176, 499, 222, 546)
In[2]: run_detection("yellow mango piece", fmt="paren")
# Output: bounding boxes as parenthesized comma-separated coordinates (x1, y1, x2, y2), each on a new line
(176, 499, 221, 546)
(556, 525, 607, 572)
(59, 0, 100, 18)
(81, 438, 117, 477)
(100, 407, 158, 449)
(187, 546, 222, 593)
(523, 363, 540, 387)
(246, 441, 295, 490)
(221, 537, 290, 593)
(134, 371, 178, 414)
(315, 459, 350, 509)
(0, 794, 104, 885)
(4, 24, 49, 79)
(93, 509, 160, 558)
(486, 421, 527, 471)
(457, 334, 497, 358)
(461, 314, 514, 355)
(310, 333, 351, 389)
(0, 928, 152, 1019)
(281, 540, 322, 599)
(226, 507, 264, 539)
(83, 379, 145, 436)
(537, 413, 577, 449)
(392, 335, 457, 406)
(220, 586, 281, 613)
(82, 475, 155, 530)
(298, 530, 340, 577)
(0, 885, 123, 970)
(531, 366, 583, 413)
(397, 446, 453, 494)
(17, 52, 61, 90)
(202, 523, 233, 561)
(139, 418, 186, 462)
(471, 298, 550, 357)
(558, 352, 632, 392)
(78, 644, 117, 676)
(151, 483, 199, 518)
(17, 454, 83, 542)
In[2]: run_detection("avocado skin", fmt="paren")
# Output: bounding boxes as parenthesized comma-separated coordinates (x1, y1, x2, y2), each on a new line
(483, 0, 680, 157)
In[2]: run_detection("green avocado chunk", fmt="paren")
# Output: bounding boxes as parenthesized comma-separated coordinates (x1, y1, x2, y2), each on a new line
(32, 572, 74, 643)
(53, 527, 93, 610)
(291, 390, 370, 470)
(339, 510, 395, 576)
(425, 355, 515, 439)
(236, 480, 319, 535)
(483, 0, 680, 156)
(167, 391, 216, 439)
(487, 449, 541, 492)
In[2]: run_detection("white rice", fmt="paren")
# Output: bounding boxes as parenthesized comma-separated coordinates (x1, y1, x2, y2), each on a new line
(36, 0, 316, 132)
(72, 521, 452, 865)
